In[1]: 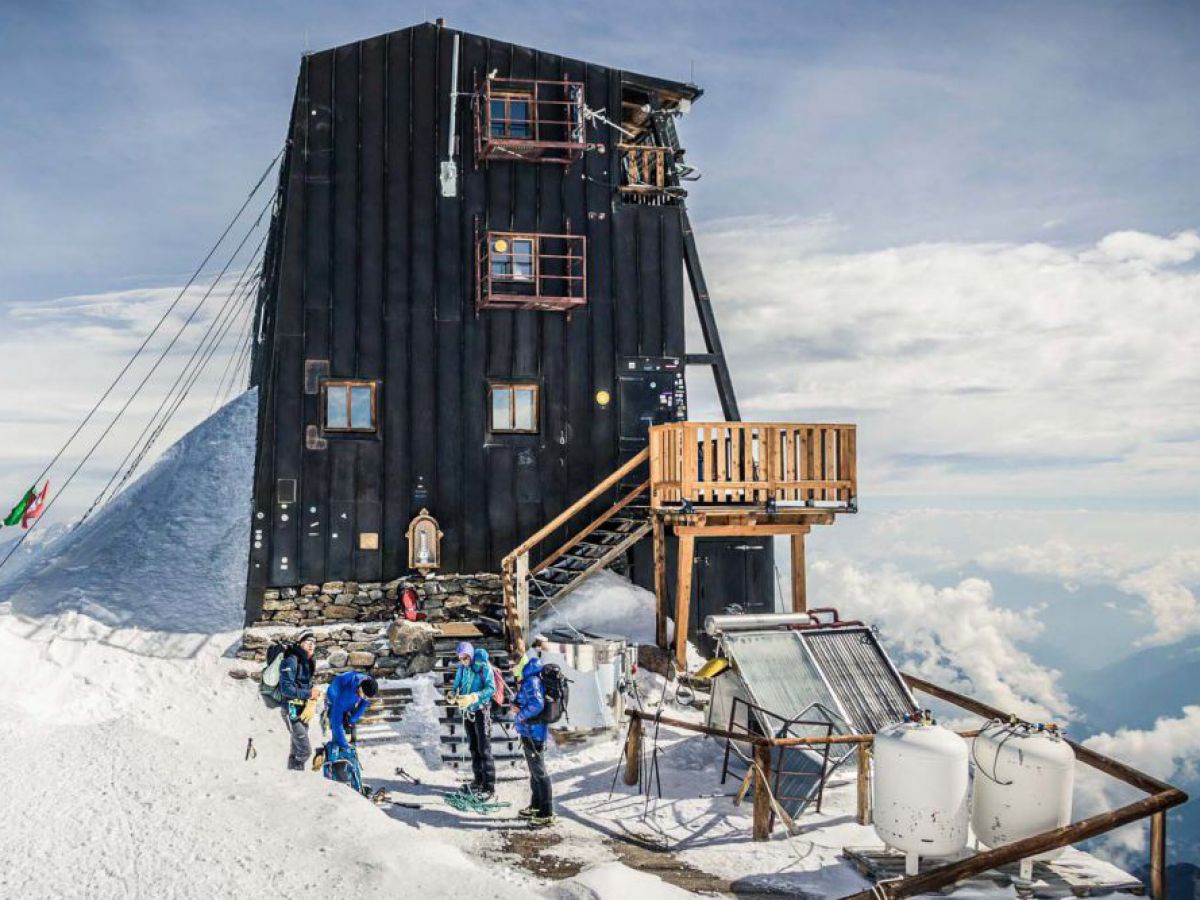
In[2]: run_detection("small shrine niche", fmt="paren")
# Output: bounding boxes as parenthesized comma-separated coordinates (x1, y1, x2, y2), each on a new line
(406, 509, 443, 573)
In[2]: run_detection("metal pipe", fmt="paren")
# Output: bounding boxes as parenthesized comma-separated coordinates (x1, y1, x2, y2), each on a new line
(705, 612, 815, 635)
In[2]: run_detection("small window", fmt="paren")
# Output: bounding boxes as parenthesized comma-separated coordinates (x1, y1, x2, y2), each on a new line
(489, 383, 539, 433)
(324, 381, 377, 432)
(489, 91, 533, 138)
(490, 236, 535, 282)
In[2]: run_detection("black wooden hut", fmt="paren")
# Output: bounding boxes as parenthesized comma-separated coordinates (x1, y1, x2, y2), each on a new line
(244, 20, 773, 625)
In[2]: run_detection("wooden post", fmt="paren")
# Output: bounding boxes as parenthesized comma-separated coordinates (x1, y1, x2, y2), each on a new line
(1150, 811, 1167, 900)
(515, 551, 530, 650)
(790, 532, 807, 613)
(623, 715, 643, 786)
(674, 532, 696, 672)
(752, 743, 773, 841)
(856, 742, 871, 825)
(653, 516, 668, 649)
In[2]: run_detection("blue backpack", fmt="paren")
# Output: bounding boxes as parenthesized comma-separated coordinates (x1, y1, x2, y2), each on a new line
(322, 742, 365, 794)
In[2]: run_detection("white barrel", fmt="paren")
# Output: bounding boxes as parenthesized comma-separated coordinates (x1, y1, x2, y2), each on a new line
(873, 720, 970, 859)
(971, 722, 1075, 859)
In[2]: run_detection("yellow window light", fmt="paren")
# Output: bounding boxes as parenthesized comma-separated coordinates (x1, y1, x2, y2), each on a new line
(493, 238, 509, 253)
(595, 389, 611, 407)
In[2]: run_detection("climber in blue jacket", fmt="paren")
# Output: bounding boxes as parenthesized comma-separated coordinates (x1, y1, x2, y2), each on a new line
(511, 654, 554, 826)
(324, 671, 378, 749)
(452, 643, 496, 798)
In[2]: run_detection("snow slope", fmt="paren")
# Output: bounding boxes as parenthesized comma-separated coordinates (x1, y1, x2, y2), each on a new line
(0, 391, 257, 635)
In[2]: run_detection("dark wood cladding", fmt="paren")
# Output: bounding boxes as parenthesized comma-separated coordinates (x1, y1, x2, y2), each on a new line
(246, 23, 689, 616)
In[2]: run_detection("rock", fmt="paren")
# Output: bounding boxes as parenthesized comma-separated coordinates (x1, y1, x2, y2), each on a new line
(347, 651, 375, 668)
(346, 641, 377, 653)
(387, 620, 435, 656)
(234, 650, 259, 661)
(229, 669, 250, 680)
(408, 652, 436, 675)
(323, 604, 358, 619)
(637, 644, 671, 678)
(444, 594, 470, 609)
(368, 589, 384, 601)
(263, 589, 280, 601)
(281, 587, 298, 599)
(372, 655, 402, 670)
(344, 581, 359, 594)
(321, 581, 345, 595)
(327, 649, 349, 668)
(261, 599, 294, 612)
(272, 610, 302, 625)
(300, 584, 320, 596)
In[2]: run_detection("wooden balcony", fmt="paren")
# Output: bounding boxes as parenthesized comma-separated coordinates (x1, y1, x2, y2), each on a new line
(649, 422, 857, 512)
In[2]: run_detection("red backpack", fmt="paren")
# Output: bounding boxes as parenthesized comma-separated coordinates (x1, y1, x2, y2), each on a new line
(490, 664, 506, 708)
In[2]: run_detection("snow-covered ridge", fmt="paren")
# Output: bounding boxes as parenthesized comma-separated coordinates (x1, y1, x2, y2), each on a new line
(0, 391, 257, 638)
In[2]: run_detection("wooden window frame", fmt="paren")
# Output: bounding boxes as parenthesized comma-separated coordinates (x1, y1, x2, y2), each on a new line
(489, 90, 536, 139)
(488, 382, 540, 434)
(489, 234, 538, 284)
(322, 380, 378, 433)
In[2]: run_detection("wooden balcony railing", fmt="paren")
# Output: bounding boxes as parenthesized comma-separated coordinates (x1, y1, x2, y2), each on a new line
(619, 144, 671, 192)
(649, 422, 857, 511)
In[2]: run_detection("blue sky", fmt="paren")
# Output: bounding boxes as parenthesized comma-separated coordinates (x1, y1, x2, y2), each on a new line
(3, 1, 1200, 303)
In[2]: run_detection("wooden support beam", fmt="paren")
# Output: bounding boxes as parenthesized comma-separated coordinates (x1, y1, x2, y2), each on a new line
(674, 532, 696, 672)
(623, 715, 643, 787)
(653, 516, 668, 649)
(856, 742, 871, 826)
(752, 743, 772, 841)
(673, 523, 813, 537)
(791, 532, 807, 613)
(1151, 811, 1167, 900)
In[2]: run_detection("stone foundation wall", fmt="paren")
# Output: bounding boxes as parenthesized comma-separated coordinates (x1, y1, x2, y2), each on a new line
(237, 618, 443, 681)
(237, 572, 504, 682)
(251, 573, 504, 628)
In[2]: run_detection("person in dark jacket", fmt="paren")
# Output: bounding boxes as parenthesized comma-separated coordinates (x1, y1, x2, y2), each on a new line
(324, 671, 378, 749)
(279, 630, 317, 770)
(512, 654, 554, 827)
(451, 641, 496, 799)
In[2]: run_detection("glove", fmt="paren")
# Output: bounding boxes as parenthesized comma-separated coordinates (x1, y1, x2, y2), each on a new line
(455, 693, 479, 708)
(299, 696, 319, 725)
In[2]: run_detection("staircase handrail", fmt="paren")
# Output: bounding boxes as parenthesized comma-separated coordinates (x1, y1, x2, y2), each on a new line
(501, 446, 650, 568)
(532, 479, 649, 575)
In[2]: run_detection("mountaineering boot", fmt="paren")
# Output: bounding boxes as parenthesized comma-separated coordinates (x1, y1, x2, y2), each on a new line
(473, 790, 495, 802)
(461, 781, 481, 794)
(517, 805, 538, 818)
(528, 813, 557, 829)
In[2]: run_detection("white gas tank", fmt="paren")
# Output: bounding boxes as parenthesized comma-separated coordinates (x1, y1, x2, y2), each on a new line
(873, 715, 969, 872)
(971, 721, 1075, 860)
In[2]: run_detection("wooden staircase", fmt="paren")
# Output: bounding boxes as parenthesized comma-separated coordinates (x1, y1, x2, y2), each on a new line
(502, 448, 652, 650)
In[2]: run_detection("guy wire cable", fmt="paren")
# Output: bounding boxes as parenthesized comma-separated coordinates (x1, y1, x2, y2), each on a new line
(77, 224, 269, 522)
(13, 145, 285, 499)
(0, 189, 275, 572)
(102, 243, 266, 508)
(83, 235, 268, 518)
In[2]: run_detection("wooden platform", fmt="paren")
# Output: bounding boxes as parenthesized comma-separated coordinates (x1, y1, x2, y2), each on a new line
(435, 622, 483, 639)
(842, 846, 1145, 898)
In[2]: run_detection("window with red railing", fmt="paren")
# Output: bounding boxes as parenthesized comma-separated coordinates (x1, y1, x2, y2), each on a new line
(476, 229, 586, 314)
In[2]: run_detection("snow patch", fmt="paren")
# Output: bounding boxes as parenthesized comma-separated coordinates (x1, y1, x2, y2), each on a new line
(0, 390, 257, 637)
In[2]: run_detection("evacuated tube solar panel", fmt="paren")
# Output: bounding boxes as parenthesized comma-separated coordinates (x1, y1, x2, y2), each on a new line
(799, 628, 915, 734)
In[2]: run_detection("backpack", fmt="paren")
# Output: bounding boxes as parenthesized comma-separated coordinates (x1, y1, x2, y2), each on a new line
(532, 664, 569, 725)
(490, 664, 507, 709)
(259, 641, 294, 706)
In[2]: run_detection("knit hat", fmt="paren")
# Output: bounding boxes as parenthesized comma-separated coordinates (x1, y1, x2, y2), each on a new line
(455, 641, 474, 660)
(296, 630, 316, 644)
